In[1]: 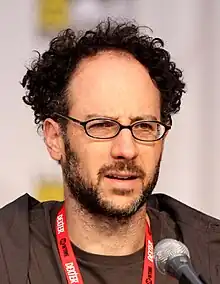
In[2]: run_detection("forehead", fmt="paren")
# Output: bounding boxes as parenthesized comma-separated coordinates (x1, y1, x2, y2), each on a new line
(68, 51, 161, 120)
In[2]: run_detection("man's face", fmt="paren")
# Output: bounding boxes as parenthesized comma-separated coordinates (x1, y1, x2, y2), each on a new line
(49, 51, 166, 218)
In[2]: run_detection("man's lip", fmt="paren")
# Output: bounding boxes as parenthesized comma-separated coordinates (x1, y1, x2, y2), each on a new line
(104, 172, 139, 179)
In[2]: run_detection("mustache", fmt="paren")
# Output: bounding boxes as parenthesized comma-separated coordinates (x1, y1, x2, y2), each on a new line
(98, 160, 146, 179)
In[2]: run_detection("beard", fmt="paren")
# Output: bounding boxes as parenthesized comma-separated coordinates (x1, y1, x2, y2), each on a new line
(62, 137, 161, 220)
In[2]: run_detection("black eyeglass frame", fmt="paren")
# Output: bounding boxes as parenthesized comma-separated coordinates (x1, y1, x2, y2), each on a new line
(54, 113, 171, 142)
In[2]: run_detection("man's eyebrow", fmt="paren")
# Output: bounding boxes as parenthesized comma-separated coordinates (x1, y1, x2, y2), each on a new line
(84, 113, 119, 120)
(84, 114, 158, 122)
(129, 115, 158, 123)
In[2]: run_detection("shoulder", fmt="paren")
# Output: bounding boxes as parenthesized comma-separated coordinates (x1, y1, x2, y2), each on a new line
(0, 194, 62, 236)
(149, 193, 220, 283)
(148, 193, 220, 230)
(0, 194, 38, 228)
(0, 194, 61, 284)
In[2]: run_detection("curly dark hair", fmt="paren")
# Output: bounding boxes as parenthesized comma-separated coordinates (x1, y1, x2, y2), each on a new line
(22, 19, 185, 130)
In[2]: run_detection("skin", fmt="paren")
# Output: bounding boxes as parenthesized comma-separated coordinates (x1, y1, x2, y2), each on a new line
(43, 51, 168, 256)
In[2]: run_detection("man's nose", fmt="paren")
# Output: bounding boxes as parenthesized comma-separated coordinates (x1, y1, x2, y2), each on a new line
(110, 129, 139, 160)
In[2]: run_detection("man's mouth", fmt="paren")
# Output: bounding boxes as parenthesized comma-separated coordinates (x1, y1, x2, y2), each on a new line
(105, 173, 139, 180)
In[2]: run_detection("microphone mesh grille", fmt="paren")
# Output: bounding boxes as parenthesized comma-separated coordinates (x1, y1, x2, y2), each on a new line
(154, 239, 190, 274)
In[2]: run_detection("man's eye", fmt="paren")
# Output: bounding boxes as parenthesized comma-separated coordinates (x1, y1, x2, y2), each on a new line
(136, 123, 153, 130)
(89, 121, 115, 129)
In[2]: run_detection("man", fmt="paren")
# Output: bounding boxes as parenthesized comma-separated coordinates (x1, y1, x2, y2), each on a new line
(0, 19, 219, 284)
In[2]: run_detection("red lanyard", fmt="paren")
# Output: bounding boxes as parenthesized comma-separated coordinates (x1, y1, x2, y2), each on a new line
(56, 206, 155, 284)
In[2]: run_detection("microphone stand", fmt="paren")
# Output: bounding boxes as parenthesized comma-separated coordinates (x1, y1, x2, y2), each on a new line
(166, 255, 208, 284)
(179, 274, 208, 284)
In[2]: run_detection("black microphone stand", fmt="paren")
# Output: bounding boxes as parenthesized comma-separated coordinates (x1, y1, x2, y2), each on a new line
(179, 274, 208, 284)
(166, 254, 208, 284)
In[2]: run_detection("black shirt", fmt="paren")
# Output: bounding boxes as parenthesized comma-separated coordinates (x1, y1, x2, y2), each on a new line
(1, 193, 219, 283)
(28, 200, 179, 284)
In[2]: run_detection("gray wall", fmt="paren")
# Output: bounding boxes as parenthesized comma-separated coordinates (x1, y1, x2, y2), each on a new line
(1, 0, 220, 218)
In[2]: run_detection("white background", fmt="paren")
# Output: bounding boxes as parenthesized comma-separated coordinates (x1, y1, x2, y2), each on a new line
(0, 0, 220, 219)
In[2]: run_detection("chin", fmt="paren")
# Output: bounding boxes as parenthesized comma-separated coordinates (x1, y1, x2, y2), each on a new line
(99, 194, 146, 218)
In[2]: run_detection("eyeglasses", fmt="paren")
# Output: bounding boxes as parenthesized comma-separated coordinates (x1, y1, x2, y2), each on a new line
(55, 113, 171, 142)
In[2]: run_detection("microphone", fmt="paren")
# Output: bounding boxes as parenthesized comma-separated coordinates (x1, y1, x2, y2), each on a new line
(154, 238, 207, 284)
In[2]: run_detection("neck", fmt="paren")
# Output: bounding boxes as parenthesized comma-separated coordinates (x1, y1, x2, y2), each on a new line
(64, 195, 149, 256)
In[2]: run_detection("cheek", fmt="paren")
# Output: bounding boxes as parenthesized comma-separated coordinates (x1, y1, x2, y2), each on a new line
(75, 141, 110, 180)
(140, 143, 163, 172)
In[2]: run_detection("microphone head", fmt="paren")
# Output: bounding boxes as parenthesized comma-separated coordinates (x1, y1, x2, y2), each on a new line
(154, 238, 190, 275)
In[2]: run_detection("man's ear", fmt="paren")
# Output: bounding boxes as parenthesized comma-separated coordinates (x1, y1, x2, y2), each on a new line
(164, 130, 170, 139)
(43, 118, 64, 161)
